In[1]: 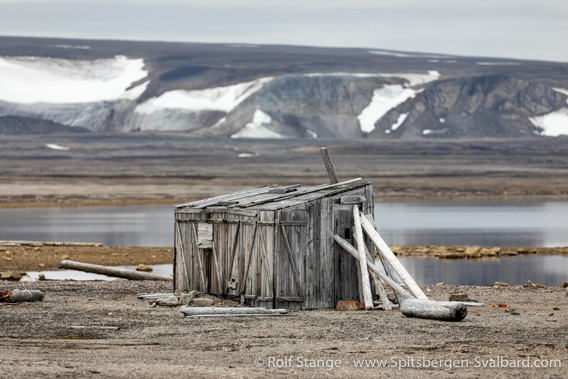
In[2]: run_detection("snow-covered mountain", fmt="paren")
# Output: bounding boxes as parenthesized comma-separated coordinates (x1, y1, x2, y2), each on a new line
(1, 36, 567, 138)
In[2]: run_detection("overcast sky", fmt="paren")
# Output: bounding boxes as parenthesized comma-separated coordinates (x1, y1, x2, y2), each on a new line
(1, 0, 567, 62)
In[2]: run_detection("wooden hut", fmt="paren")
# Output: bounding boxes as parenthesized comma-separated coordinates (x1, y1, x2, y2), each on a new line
(173, 178, 374, 310)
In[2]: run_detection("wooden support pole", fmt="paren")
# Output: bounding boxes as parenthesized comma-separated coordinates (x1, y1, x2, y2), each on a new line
(360, 214, 428, 300)
(365, 213, 402, 305)
(364, 244, 392, 310)
(352, 205, 374, 310)
(57, 260, 173, 281)
(400, 299, 468, 321)
(332, 235, 414, 300)
(320, 147, 338, 184)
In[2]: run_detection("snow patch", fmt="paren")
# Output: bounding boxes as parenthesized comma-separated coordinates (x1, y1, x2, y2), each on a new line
(358, 86, 418, 133)
(0, 56, 148, 104)
(237, 153, 257, 158)
(46, 144, 70, 151)
(136, 77, 272, 115)
(369, 50, 453, 59)
(553, 88, 568, 101)
(476, 62, 521, 66)
(390, 113, 408, 131)
(439, 118, 446, 123)
(52, 44, 91, 50)
(529, 108, 568, 137)
(423, 130, 433, 135)
(231, 109, 285, 139)
(306, 130, 318, 138)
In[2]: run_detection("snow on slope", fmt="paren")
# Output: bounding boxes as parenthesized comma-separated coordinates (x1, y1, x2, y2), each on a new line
(46, 143, 70, 151)
(231, 109, 285, 139)
(0, 56, 148, 104)
(385, 113, 409, 134)
(529, 88, 568, 137)
(358, 71, 440, 133)
(530, 108, 568, 136)
(135, 77, 273, 114)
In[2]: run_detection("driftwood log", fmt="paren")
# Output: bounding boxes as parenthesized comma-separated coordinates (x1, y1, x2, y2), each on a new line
(400, 299, 468, 321)
(0, 289, 44, 303)
(180, 306, 288, 317)
(57, 260, 173, 281)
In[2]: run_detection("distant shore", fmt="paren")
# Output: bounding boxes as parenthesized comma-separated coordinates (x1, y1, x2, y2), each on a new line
(1, 242, 567, 273)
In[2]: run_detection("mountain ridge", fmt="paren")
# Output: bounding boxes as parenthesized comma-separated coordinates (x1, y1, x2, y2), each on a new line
(1, 36, 567, 139)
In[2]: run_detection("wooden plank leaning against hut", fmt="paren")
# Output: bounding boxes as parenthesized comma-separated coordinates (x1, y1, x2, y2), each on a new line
(173, 178, 375, 311)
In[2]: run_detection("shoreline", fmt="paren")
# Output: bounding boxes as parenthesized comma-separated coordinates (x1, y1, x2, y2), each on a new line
(1, 242, 567, 272)
(2, 192, 568, 209)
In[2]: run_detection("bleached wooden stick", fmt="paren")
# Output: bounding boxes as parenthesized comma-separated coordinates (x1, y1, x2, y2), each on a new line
(364, 244, 392, 310)
(352, 205, 374, 310)
(359, 214, 428, 300)
(332, 235, 414, 300)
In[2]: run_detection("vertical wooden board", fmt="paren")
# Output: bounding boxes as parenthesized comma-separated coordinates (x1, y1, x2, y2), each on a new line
(259, 212, 275, 299)
(174, 222, 183, 291)
(320, 198, 335, 308)
(305, 201, 319, 308)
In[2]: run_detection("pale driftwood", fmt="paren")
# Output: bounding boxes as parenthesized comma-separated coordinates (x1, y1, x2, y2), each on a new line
(151, 296, 180, 306)
(180, 306, 288, 317)
(70, 326, 119, 330)
(360, 214, 428, 300)
(458, 302, 486, 307)
(320, 147, 338, 184)
(183, 313, 295, 318)
(57, 260, 173, 281)
(353, 205, 374, 309)
(363, 241, 392, 310)
(365, 213, 402, 305)
(400, 299, 468, 321)
(1, 289, 44, 303)
(332, 235, 414, 300)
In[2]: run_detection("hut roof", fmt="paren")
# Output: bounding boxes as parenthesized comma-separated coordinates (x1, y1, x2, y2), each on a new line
(175, 178, 367, 212)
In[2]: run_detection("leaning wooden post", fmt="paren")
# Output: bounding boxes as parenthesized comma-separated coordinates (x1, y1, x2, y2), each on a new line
(360, 213, 428, 300)
(365, 213, 402, 305)
(352, 205, 374, 309)
(364, 244, 392, 310)
(320, 147, 338, 184)
(332, 235, 414, 300)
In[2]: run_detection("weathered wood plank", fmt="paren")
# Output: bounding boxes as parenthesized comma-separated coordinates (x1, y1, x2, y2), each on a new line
(360, 214, 428, 300)
(320, 147, 338, 184)
(353, 205, 374, 310)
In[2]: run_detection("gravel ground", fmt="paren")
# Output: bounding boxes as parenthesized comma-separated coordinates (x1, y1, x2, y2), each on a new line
(1, 280, 566, 378)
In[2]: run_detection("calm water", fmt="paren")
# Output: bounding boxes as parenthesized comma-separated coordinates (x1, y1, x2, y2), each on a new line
(2, 200, 567, 285)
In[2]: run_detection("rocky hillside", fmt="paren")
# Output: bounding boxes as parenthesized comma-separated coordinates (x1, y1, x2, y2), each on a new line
(1, 36, 567, 139)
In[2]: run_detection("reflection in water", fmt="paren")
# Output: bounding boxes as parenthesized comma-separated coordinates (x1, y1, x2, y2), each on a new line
(400, 255, 568, 286)
(374, 199, 568, 247)
(0, 200, 567, 248)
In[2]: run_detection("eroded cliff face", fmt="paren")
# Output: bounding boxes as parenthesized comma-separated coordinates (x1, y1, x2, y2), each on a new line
(370, 75, 568, 139)
(1, 37, 567, 138)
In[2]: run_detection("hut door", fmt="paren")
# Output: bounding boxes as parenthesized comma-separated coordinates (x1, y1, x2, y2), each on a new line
(276, 210, 307, 310)
(333, 204, 361, 303)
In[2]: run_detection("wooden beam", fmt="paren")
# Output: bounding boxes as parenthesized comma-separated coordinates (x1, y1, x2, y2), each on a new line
(359, 214, 428, 300)
(352, 205, 374, 310)
(331, 235, 414, 300)
(320, 147, 338, 184)
(57, 260, 172, 281)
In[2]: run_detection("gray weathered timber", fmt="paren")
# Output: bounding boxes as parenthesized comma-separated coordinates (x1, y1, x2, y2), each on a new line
(400, 299, 468, 321)
(57, 260, 173, 281)
(320, 147, 338, 184)
(174, 181, 373, 310)
(352, 205, 374, 309)
(180, 306, 288, 316)
(1, 289, 44, 303)
(332, 235, 414, 300)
